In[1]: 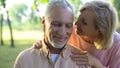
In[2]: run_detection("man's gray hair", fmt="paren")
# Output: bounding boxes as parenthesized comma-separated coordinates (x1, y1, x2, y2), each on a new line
(45, 0, 74, 18)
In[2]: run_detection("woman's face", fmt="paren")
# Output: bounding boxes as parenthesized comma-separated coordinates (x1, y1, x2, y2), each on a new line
(75, 9, 99, 40)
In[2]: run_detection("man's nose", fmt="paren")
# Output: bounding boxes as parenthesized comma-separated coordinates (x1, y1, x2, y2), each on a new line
(58, 26, 66, 36)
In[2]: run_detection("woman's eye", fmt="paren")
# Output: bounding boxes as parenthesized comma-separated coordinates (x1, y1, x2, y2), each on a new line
(82, 19, 87, 25)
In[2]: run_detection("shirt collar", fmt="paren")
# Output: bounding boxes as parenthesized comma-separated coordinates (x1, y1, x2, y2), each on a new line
(60, 43, 70, 58)
(40, 38, 70, 58)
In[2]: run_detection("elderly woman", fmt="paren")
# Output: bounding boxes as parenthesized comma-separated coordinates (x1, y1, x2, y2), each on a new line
(69, 0, 120, 68)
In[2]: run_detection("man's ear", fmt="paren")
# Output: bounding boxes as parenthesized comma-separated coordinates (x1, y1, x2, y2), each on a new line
(42, 16, 45, 32)
(42, 16, 45, 24)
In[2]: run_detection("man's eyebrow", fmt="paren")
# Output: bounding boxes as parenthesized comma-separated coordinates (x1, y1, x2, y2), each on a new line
(51, 21, 61, 23)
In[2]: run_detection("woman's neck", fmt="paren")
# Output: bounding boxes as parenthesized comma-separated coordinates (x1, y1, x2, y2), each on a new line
(81, 36, 94, 44)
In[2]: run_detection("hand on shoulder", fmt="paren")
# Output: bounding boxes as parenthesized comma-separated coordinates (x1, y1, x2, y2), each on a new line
(32, 40, 42, 49)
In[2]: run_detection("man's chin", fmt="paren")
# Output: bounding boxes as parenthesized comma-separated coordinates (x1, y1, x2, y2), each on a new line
(53, 43, 66, 48)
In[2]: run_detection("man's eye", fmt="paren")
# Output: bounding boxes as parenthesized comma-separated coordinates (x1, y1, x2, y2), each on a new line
(54, 23, 60, 26)
(52, 22, 61, 27)
(66, 24, 73, 28)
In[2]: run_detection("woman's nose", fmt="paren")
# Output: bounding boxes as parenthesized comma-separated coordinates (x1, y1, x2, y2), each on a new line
(75, 20, 79, 26)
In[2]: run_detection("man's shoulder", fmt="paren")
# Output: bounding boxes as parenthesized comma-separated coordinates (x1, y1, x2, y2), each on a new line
(68, 44, 80, 51)
(17, 47, 39, 58)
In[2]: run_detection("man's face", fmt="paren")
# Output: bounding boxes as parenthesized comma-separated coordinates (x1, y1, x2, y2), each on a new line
(43, 6, 74, 48)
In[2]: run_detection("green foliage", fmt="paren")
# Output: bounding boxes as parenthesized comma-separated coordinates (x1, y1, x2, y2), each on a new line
(111, 0, 120, 32)
(32, 0, 49, 10)
(2, 0, 83, 30)
(69, 0, 82, 13)
(8, 4, 42, 30)
(35, 0, 49, 4)
(112, 0, 120, 20)
(113, 0, 120, 10)
(9, 4, 28, 22)
(68, 0, 82, 22)
(0, 0, 5, 7)
(32, 4, 38, 10)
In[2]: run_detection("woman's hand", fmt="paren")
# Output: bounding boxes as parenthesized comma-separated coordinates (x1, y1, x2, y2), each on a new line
(32, 40, 42, 49)
(70, 48, 89, 65)
(70, 49, 104, 68)
(87, 53, 104, 68)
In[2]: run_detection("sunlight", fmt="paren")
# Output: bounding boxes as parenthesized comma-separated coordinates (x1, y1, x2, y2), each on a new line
(82, 0, 109, 4)
(6, 0, 34, 10)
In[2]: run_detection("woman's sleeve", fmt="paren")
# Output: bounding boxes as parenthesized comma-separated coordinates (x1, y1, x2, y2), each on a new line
(107, 33, 120, 68)
(108, 41, 120, 68)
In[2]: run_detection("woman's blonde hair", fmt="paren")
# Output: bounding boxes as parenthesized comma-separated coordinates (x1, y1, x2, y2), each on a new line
(80, 1, 118, 49)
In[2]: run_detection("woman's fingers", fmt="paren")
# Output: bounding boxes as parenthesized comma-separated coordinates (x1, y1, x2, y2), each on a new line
(71, 48, 87, 54)
(70, 54, 88, 63)
(33, 40, 42, 49)
(70, 48, 89, 65)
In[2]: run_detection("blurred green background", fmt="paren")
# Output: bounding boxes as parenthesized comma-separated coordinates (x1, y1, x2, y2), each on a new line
(0, 0, 120, 68)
